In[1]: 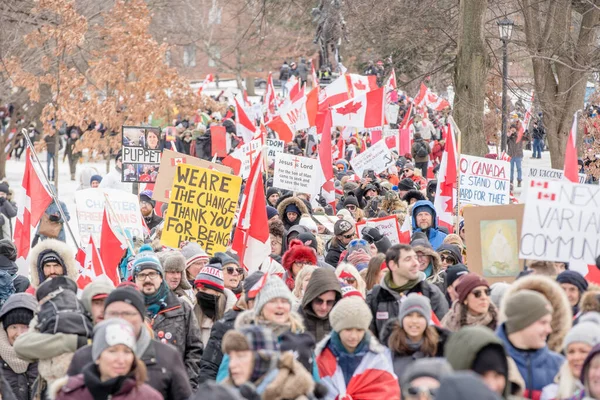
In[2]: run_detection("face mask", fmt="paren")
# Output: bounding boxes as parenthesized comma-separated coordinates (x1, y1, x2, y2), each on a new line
(197, 291, 218, 319)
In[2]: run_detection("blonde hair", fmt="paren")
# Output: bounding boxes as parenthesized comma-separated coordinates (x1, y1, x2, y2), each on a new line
(293, 265, 318, 299)
(335, 262, 366, 297)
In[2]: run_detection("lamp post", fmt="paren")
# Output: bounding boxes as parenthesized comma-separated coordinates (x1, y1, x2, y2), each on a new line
(498, 17, 514, 152)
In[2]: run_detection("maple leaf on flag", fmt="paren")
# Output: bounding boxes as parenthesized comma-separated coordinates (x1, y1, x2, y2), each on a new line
(336, 101, 362, 116)
(354, 81, 366, 90)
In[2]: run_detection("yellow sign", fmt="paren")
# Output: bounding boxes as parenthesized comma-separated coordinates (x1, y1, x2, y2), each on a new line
(161, 164, 242, 255)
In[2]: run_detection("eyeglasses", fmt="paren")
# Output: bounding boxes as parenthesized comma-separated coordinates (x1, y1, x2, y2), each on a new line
(440, 255, 456, 264)
(406, 386, 438, 397)
(472, 288, 491, 298)
(342, 277, 356, 285)
(226, 267, 245, 275)
(137, 271, 160, 281)
(313, 298, 336, 307)
(343, 234, 354, 239)
(105, 311, 140, 319)
(403, 169, 411, 173)
(345, 205, 357, 211)
(140, 201, 152, 207)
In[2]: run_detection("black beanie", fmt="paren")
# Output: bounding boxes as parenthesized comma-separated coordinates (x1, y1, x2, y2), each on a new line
(2, 308, 34, 328)
(472, 344, 508, 378)
(104, 286, 146, 319)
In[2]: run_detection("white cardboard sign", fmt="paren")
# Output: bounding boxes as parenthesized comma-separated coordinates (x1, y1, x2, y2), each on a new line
(459, 155, 510, 205)
(349, 140, 394, 177)
(273, 153, 320, 195)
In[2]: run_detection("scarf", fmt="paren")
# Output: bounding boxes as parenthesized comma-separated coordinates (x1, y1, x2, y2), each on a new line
(384, 271, 420, 294)
(442, 301, 497, 332)
(0, 325, 28, 373)
(82, 363, 129, 400)
(406, 338, 424, 353)
(329, 331, 369, 386)
(255, 316, 293, 337)
(250, 350, 279, 383)
(423, 263, 433, 278)
(144, 281, 169, 317)
(197, 292, 218, 320)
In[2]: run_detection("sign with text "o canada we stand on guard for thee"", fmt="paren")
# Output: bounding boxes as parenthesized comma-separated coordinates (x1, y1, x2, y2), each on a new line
(459, 155, 510, 205)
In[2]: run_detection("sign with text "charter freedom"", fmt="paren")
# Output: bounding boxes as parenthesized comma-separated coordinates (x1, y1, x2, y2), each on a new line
(459, 155, 510, 205)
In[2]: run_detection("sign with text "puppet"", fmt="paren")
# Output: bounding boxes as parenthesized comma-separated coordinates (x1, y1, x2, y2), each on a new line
(459, 155, 510, 205)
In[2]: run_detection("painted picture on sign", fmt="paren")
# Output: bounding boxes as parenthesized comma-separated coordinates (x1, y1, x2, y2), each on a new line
(480, 219, 520, 277)
(122, 164, 138, 182)
(123, 127, 144, 147)
(145, 130, 160, 150)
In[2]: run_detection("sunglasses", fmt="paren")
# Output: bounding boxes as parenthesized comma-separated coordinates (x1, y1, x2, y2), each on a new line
(343, 234, 355, 239)
(342, 277, 356, 284)
(406, 386, 438, 397)
(472, 288, 491, 298)
(225, 267, 244, 275)
(313, 298, 336, 307)
(403, 169, 411, 173)
(440, 255, 456, 264)
(345, 205, 357, 211)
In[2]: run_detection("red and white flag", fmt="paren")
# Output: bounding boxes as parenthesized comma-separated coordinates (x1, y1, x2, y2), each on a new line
(311, 61, 318, 87)
(243, 90, 251, 107)
(99, 207, 125, 286)
(434, 122, 458, 232)
(287, 76, 301, 101)
(267, 87, 318, 143)
(331, 87, 384, 129)
(76, 236, 106, 290)
(523, 93, 534, 130)
(15, 148, 52, 260)
(318, 75, 350, 110)
(235, 97, 257, 143)
(345, 74, 378, 98)
(231, 152, 271, 274)
(264, 72, 277, 123)
(414, 83, 451, 111)
(385, 68, 398, 103)
(197, 74, 214, 96)
(317, 111, 336, 208)
(563, 112, 579, 183)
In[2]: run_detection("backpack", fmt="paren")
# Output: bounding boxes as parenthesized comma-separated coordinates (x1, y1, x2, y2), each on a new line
(415, 141, 429, 158)
(36, 276, 93, 337)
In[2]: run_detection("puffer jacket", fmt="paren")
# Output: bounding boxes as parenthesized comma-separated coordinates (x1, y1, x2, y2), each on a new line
(411, 200, 447, 249)
(366, 271, 448, 340)
(277, 197, 309, 231)
(298, 268, 342, 343)
(149, 290, 203, 390)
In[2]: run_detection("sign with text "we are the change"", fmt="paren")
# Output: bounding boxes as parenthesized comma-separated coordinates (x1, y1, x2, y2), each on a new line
(459, 155, 510, 205)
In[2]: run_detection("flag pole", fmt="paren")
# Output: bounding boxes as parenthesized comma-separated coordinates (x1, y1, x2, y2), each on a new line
(447, 117, 462, 234)
(21, 129, 79, 247)
(103, 193, 136, 254)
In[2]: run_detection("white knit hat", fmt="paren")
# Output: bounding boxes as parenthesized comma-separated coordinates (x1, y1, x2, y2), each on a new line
(329, 297, 372, 332)
(254, 276, 294, 317)
(299, 215, 318, 234)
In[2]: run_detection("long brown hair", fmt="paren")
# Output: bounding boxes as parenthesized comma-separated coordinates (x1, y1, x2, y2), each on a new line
(365, 254, 386, 291)
(387, 321, 439, 356)
(132, 358, 148, 387)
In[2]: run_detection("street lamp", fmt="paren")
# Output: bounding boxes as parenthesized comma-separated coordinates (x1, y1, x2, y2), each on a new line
(498, 17, 514, 152)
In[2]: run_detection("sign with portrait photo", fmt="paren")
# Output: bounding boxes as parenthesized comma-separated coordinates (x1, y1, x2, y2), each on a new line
(121, 126, 162, 183)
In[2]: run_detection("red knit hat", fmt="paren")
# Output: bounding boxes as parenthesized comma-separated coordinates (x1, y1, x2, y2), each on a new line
(282, 239, 317, 273)
(456, 273, 489, 304)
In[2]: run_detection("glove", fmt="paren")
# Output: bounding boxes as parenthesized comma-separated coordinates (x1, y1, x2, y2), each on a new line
(316, 194, 327, 207)
(362, 226, 383, 243)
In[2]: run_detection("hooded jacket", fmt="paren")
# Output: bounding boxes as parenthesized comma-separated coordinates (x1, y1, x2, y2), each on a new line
(0, 240, 29, 293)
(411, 238, 445, 292)
(436, 243, 464, 265)
(411, 200, 447, 249)
(277, 197, 309, 231)
(28, 239, 78, 289)
(298, 268, 342, 342)
(438, 371, 502, 400)
(365, 271, 449, 340)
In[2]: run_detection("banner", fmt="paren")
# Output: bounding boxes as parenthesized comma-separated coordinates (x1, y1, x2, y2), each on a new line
(273, 153, 320, 195)
(266, 138, 285, 160)
(153, 149, 232, 203)
(161, 165, 242, 254)
(349, 140, 394, 177)
(356, 215, 401, 245)
(520, 179, 600, 264)
(75, 188, 143, 247)
(121, 126, 162, 183)
(523, 166, 586, 184)
(459, 155, 510, 205)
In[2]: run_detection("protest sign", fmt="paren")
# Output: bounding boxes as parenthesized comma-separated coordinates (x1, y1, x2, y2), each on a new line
(273, 153, 320, 195)
(222, 139, 262, 179)
(153, 149, 233, 203)
(523, 166, 586, 184)
(161, 165, 242, 254)
(121, 126, 162, 183)
(519, 179, 600, 265)
(464, 204, 525, 284)
(383, 126, 399, 152)
(356, 215, 401, 245)
(459, 155, 510, 205)
(349, 140, 394, 177)
(266, 138, 285, 160)
(75, 188, 143, 247)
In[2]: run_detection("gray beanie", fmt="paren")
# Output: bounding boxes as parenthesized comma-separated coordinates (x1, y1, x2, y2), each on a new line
(398, 293, 432, 325)
(400, 358, 453, 389)
(505, 290, 553, 334)
(254, 276, 294, 317)
(563, 321, 600, 350)
(329, 297, 372, 332)
(579, 312, 600, 325)
(92, 318, 137, 361)
(180, 242, 209, 269)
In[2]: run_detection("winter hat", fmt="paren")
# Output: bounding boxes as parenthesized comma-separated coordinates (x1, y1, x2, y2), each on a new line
(266, 187, 280, 200)
(299, 215, 318, 233)
(438, 371, 501, 400)
(472, 344, 508, 377)
(266, 206, 278, 220)
(214, 252, 240, 268)
(90, 175, 102, 185)
(490, 282, 510, 308)
(445, 264, 469, 287)
(0, 183, 9, 195)
(343, 182, 359, 192)
(329, 297, 372, 332)
(404, 162, 415, 171)
(341, 284, 363, 299)
(398, 178, 416, 191)
(398, 293, 432, 324)
(347, 250, 372, 267)
(456, 273, 489, 304)
(400, 358, 453, 390)
(133, 244, 163, 277)
(413, 204, 434, 219)
(336, 209, 353, 221)
(0, 239, 17, 262)
(346, 239, 371, 256)
(436, 243, 463, 264)
(254, 276, 294, 317)
(222, 325, 279, 354)
(104, 286, 146, 319)
(563, 321, 600, 350)
(158, 251, 186, 273)
(81, 278, 115, 315)
(334, 219, 355, 236)
(243, 271, 265, 302)
(180, 242, 209, 269)
(2, 308, 33, 328)
(284, 203, 301, 215)
(343, 195, 359, 208)
(92, 318, 137, 361)
(297, 232, 318, 252)
(139, 190, 155, 208)
(504, 289, 553, 334)
(579, 312, 600, 325)
(39, 250, 66, 270)
(282, 240, 317, 274)
(194, 265, 225, 294)
(557, 271, 588, 293)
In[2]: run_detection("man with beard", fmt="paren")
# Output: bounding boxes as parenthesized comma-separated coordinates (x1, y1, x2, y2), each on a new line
(139, 190, 163, 231)
(133, 245, 203, 387)
(411, 200, 447, 249)
(99, 153, 132, 192)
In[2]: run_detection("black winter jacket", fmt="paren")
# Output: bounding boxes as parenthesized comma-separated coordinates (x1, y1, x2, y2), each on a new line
(195, 129, 212, 161)
(67, 339, 192, 400)
(324, 239, 345, 267)
(1, 359, 37, 400)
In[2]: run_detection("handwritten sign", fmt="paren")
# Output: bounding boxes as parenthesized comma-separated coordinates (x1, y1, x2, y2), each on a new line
(523, 166, 586, 184)
(273, 153, 320, 195)
(349, 140, 394, 177)
(459, 155, 510, 205)
(121, 126, 162, 183)
(161, 165, 242, 254)
(520, 179, 600, 264)
(266, 139, 285, 160)
(356, 215, 401, 245)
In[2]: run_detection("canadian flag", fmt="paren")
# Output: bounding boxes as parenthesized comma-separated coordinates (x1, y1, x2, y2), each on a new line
(287, 76, 301, 101)
(243, 90, 251, 107)
(523, 93, 534, 130)
(414, 83, 451, 111)
(235, 97, 257, 143)
(434, 122, 458, 232)
(333, 136, 345, 160)
(318, 75, 350, 110)
(99, 207, 125, 286)
(15, 148, 53, 260)
(311, 61, 318, 87)
(317, 111, 336, 208)
(267, 87, 318, 143)
(222, 139, 261, 179)
(231, 152, 271, 274)
(264, 72, 277, 123)
(563, 112, 579, 183)
(76, 237, 106, 290)
(385, 68, 399, 103)
(197, 74, 214, 96)
(331, 88, 384, 129)
(345, 74, 378, 98)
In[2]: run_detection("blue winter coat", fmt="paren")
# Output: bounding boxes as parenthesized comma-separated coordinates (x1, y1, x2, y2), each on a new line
(411, 200, 447, 249)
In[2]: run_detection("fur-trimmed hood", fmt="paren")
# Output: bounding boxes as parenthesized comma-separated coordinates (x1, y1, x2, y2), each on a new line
(29, 239, 77, 288)
(282, 240, 317, 273)
(499, 275, 572, 352)
(579, 283, 600, 314)
(412, 241, 442, 275)
(277, 197, 309, 227)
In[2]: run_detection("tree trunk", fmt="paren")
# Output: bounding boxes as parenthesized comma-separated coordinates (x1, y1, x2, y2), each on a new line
(54, 128, 59, 191)
(246, 77, 256, 96)
(452, 0, 489, 157)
